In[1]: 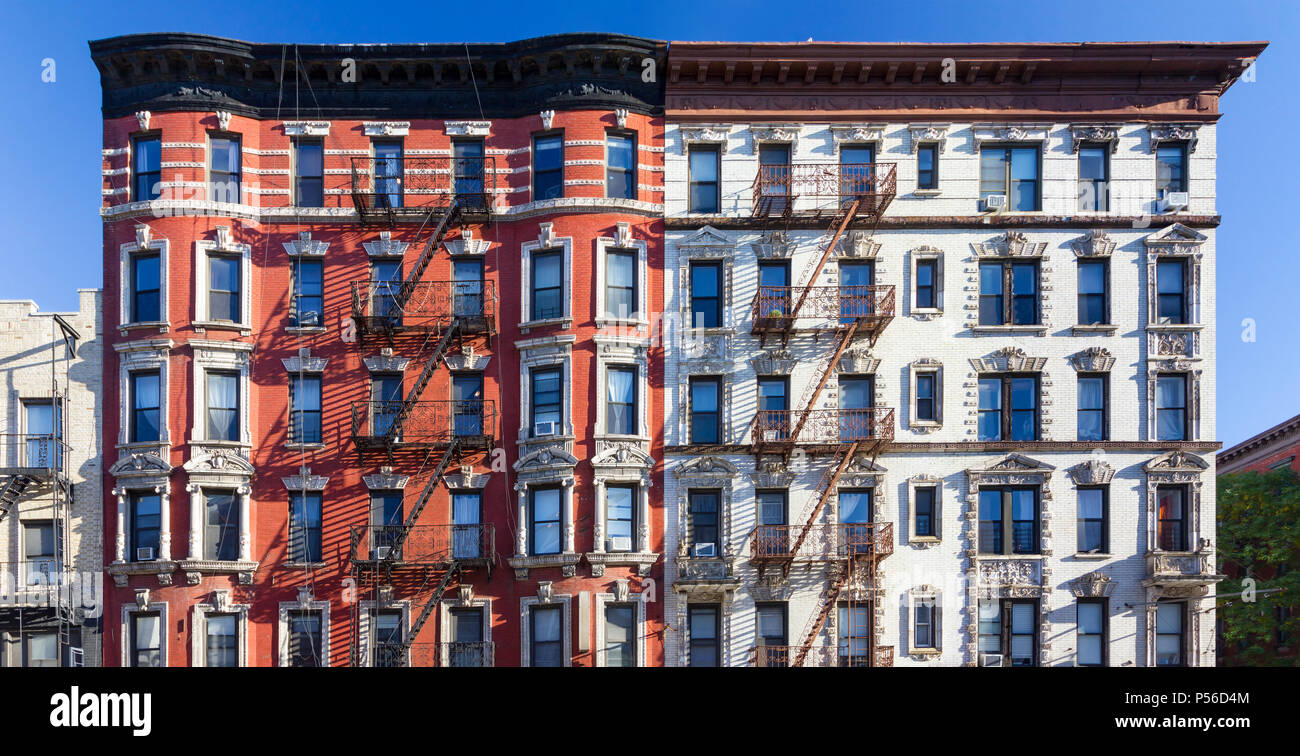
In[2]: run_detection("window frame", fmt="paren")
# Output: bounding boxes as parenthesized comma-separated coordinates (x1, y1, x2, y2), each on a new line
(979, 259, 1039, 326)
(371, 138, 404, 209)
(208, 132, 242, 205)
(1076, 486, 1109, 554)
(529, 603, 564, 667)
(604, 483, 637, 552)
(1155, 258, 1189, 325)
(978, 486, 1041, 555)
(1155, 373, 1190, 442)
(977, 373, 1041, 442)
(1077, 372, 1109, 442)
(288, 257, 324, 328)
(130, 611, 163, 668)
(130, 250, 162, 325)
(979, 144, 1041, 211)
(689, 376, 722, 444)
(688, 145, 721, 214)
(204, 488, 240, 562)
(605, 364, 638, 436)
(1156, 484, 1190, 552)
(129, 369, 161, 444)
(529, 366, 563, 437)
(604, 248, 638, 321)
(1077, 258, 1110, 326)
(532, 132, 564, 202)
(689, 260, 723, 329)
(292, 137, 325, 208)
(289, 372, 323, 445)
(132, 134, 162, 202)
(1077, 143, 1109, 212)
(688, 604, 721, 667)
(204, 612, 240, 668)
(1077, 598, 1108, 667)
(1155, 142, 1188, 201)
(916, 142, 939, 190)
(286, 609, 324, 667)
(530, 249, 564, 322)
(528, 485, 563, 556)
(605, 131, 636, 200)
(1155, 601, 1186, 667)
(687, 489, 721, 555)
(204, 369, 241, 442)
(914, 485, 938, 539)
(130, 491, 162, 561)
(287, 491, 323, 564)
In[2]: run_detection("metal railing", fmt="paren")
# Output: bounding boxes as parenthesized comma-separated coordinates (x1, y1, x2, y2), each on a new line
(751, 285, 895, 327)
(751, 162, 897, 217)
(351, 400, 496, 447)
(351, 524, 496, 566)
(750, 522, 894, 562)
(349, 156, 498, 216)
(0, 434, 69, 474)
(350, 280, 497, 334)
(373, 641, 495, 667)
(749, 644, 895, 668)
(752, 407, 894, 446)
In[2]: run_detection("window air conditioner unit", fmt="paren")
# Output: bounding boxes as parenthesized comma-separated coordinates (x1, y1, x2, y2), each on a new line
(982, 194, 1007, 212)
(692, 542, 717, 558)
(136, 547, 156, 562)
(1162, 192, 1190, 212)
(534, 421, 558, 437)
(375, 546, 393, 560)
(979, 653, 1005, 668)
(608, 536, 633, 552)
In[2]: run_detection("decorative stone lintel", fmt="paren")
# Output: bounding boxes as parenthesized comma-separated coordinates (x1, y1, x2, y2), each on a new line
(971, 123, 1051, 154)
(1069, 124, 1121, 154)
(1147, 124, 1200, 154)
(283, 121, 330, 136)
(1068, 459, 1115, 486)
(363, 121, 410, 137)
(1070, 230, 1117, 257)
(679, 125, 731, 153)
(283, 230, 329, 257)
(830, 123, 886, 145)
(363, 231, 408, 258)
(1069, 347, 1116, 372)
(585, 551, 659, 577)
(973, 230, 1047, 258)
(969, 347, 1047, 373)
(446, 120, 491, 137)
(509, 553, 582, 580)
(907, 123, 950, 153)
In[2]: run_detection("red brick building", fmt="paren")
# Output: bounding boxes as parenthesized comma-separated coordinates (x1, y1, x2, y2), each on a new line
(93, 33, 666, 666)
(1217, 413, 1300, 475)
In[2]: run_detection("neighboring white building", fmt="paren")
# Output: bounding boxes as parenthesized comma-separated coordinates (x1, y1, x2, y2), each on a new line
(0, 291, 103, 666)
(661, 42, 1258, 667)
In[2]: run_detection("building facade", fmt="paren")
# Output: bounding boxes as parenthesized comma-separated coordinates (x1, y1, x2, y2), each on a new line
(1217, 413, 1300, 475)
(93, 33, 666, 666)
(0, 291, 103, 666)
(661, 42, 1261, 666)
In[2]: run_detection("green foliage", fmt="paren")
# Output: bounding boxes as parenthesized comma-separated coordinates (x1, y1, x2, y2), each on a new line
(1216, 468, 1300, 666)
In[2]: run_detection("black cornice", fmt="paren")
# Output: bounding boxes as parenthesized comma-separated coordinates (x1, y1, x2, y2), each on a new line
(89, 32, 666, 120)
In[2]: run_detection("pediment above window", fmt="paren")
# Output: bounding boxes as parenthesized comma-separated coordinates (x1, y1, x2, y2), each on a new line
(968, 454, 1055, 489)
(675, 455, 738, 478)
(1069, 124, 1120, 154)
(281, 467, 328, 491)
(283, 121, 330, 136)
(443, 229, 492, 256)
(973, 230, 1046, 258)
(1067, 459, 1115, 486)
(1069, 570, 1115, 598)
(1070, 230, 1116, 257)
(971, 123, 1050, 154)
(680, 125, 731, 153)
(676, 225, 734, 254)
(363, 121, 410, 137)
(830, 123, 886, 145)
(444, 345, 490, 371)
(751, 230, 793, 259)
(970, 347, 1047, 373)
(445, 120, 490, 137)
(364, 354, 410, 372)
(443, 466, 488, 490)
(363, 472, 411, 490)
(837, 231, 881, 259)
(907, 123, 950, 153)
(1068, 347, 1115, 372)
(751, 124, 801, 145)
(281, 355, 328, 372)
(363, 231, 408, 258)
(1144, 223, 1207, 256)
(836, 349, 880, 375)
(1147, 124, 1200, 154)
(183, 448, 256, 477)
(1143, 451, 1209, 474)
(749, 350, 796, 375)
(840, 456, 886, 488)
(109, 451, 173, 479)
(591, 443, 654, 472)
(283, 231, 329, 257)
(514, 446, 579, 475)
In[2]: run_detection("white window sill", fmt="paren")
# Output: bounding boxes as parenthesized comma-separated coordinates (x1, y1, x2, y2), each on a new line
(596, 317, 650, 329)
(1146, 323, 1203, 331)
(1072, 324, 1118, 335)
(909, 647, 942, 656)
(285, 443, 327, 451)
(281, 562, 327, 570)
(911, 420, 941, 429)
(519, 317, 572, 333)
(910, 536, 942, 545)
(119, 321, 169, 334)
(285, 326, 327, 335)
(912, 189, 942, 197)
(192, 320, 252, 335)
(969, 324, 1048, 335)
(1073, 552, 1113, 560)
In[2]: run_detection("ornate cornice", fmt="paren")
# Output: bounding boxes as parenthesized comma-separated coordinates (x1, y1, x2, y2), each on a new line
(973, 230, 1047, 258)
(970, 347, 1047, 373)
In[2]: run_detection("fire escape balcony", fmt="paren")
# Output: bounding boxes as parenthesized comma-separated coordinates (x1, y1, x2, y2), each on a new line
(751, 285, 895, 344)
(1, 434, 72, 524)
(349, 156, 497, 226)
(350, 280, 497, 339)
(751, 407, 894, 457)
(350, 400, 496, 453)
(748, 644, 895, 668)
(350, 523, 495, 571)
(749, 522, 894, 569)
(751, 162, 896, 221)
(373, 641, 496, 668)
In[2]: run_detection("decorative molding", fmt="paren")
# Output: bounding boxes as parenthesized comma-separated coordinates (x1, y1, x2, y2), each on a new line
(830, 123, 886, 145)
(1147, 124, 1200, 154)
(749, 350, 796, 375)
(445, 120, 490, 136)
(444, 344, 491, 371)
(1143, 450, 1209, 474)
(283, 121, 330, 136)
(282, 230, 329, 257)
(1068, 459, 1115, 486)
(1069, 347, 1116, 372)
(135, 110, 151, 130)
(215, 110, 233, 130)
(837, 230, 881, 258)
(749, 458, 796, 488)
(750, 229, 793, 259)
(539, 110, 556, 130)
(1069, 124, 1120, 154)
(1070, 230, 1117, 257)
(281, 355, 328, 372)
(281, 467, 329, 491)
(679, 124, 731, 153)
(1144, 223, 1208, 256)
(444, 466, 490, 490)
(1070, 570, 1116, 598)
(907, 123, 950, 153)
(364, 354, 410, 373)
(969, 347, 1047, 373)
(971, 123, 1051, 154)
(615, 108, 629, 128)
(363, 231, 408, 258)
(363, 121, 410, 137)
(444, 228, 491, 256)
(362, 472, 410, 490)
(973, 230, 1047, 258)
(836, 349, 880, 375)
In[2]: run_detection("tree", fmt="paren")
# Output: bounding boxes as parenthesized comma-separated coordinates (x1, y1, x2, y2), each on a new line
(1216, 468, 1300, 666)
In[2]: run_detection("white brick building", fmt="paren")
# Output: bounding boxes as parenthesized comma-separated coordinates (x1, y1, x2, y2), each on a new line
(660, 42, 1259, 667)
(0, 291, 103, 666)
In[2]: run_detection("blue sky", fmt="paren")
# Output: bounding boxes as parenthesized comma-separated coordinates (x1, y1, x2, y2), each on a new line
(0, 0, 1294, 446)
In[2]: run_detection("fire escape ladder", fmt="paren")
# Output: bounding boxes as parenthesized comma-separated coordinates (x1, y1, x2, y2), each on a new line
(787, 198, 861, 321)
(405, 562, 461, 651)
(792, 566, 852, 667)
(786, 441, 859, 563)
(787, 320, 860, 445)
(0, 474, 34, 525)
(395, 199, 462, 311)
(382, 320, 461, 448)
(386, 437, 463, 558)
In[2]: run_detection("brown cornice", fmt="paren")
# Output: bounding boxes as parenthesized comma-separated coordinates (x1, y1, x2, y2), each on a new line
(667, 41, 1266, 121)
(666, 214, 1221, 232)
(1217, 413, 1300, 465)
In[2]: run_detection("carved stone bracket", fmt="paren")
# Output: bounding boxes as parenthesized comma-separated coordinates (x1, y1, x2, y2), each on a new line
(751, 229, 793, 259)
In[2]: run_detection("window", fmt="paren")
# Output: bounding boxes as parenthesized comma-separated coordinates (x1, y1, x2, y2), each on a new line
(604, 604, 636, 667)
(758, 376, 789, 440)
(914, 600, 937, 650)
(687, 490, 719, 555)
(840, 144, 875, 202)
(839, 489, 873, 556)
(1156, 374, 1189, 442)
(23, 400, 59, 470)
(1077, 487, 1108, 553)
(453, 259, 484, 318)
(372, 139, 403, 208)
(205, 490, 239, 561)
(1155, 602, 1185, 666)
(449, 608, 485, 667)
(757, 261, 791, 317)
(372, 490, 404, 557)
(452, 492, 481, 560)
(756, 603, 788, 665)
(980, 146, 1039, 211)
(370, 373, 403, 438)
(133, 136, 161, 202)
(689, 261, 722, 328)
(606, 133, 635, 199)
(452, 373, 484, 438)
(605, 484, 635, 552)
(978, 375, 1039, 442)
(1077, 145, 1109, 211)
(530, 250, 563, 321)
(209, 135, 241, 203)
(689, 605, 720, 667)
(129, 370, 160, 443)
(1077, 259, 1109, 325)
(1156, 259, 1187, 324)
(978, 600, 1038, 666)
(915, 372, 937, 423)
(759, 144, 792, 212)
(372, 610, 403, 667)
(288, 491, 322, 563)
(23, 522, 56, 585)
(26, 633, 58, 667)
(289, 374, 322, 444)
(371, 260, 401, 322)
(1156, 486, 1188, 551)
(915, 259, 937, 309)
(690, 377, 721, 443)
(688, 145, 720, 213)
(979, 260, 1038, 325)
(978, 487, 1039, 555)
(530, 367, 562, 436)
(1156, 143, 1187, 200)
(289, 258, 323, 328)
(131, 252, 161, 323)
(838, 604, 871, 667)
(205, 614, 238, 667)
(533, 134, 563, 200)
(530, 605, 563, 667)
(917, 143, 938, 190)
(529, 486, 562, 556)
(914, 487, 937, 538)
(839, 260, 874, 322)
(453, 140, 486, 207)
(606, 366, 637, 435)
(131, 492, 161, 561)
(839, 375, 874, 441)
(1077, 374, 1108, 442)
(131, 613, 162, 667)
(605, 248, 637, 320)
(754, 489, 788, 558)
(1077, 600, 1107, 666)
(205, 370, 239, 442)
(293, 139, 324, 207)
(208, 253, 241, 322)
(287, 610, 323, 667)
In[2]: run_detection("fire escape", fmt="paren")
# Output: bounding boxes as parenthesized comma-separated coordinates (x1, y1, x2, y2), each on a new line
(746, 160, 898, 667)
(345, 155, 498, 667)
